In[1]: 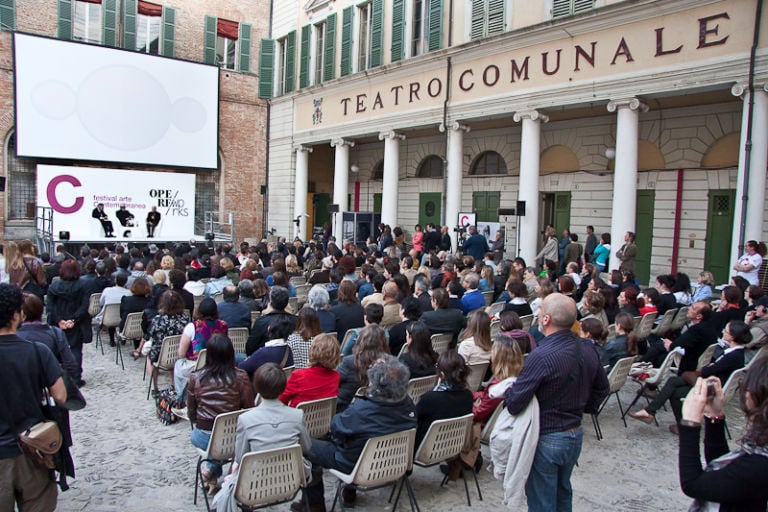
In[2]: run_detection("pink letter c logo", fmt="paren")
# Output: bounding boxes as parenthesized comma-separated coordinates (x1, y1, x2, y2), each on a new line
(47, 175, 84, 214)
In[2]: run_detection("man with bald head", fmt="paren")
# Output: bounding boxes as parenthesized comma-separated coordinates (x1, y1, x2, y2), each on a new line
(504, 293, 609, 512)
(380, 281, 401, 329)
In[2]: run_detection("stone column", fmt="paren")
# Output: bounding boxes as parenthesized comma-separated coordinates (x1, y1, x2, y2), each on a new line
(293, 145, 312, 240)
(331, 138, 354, 241)
(378, 131, 405, 228)
(513, 110, 548, 265)
(731, 83, 768, 263)
(442, 121, 470, 233)
(607, 98, 647, 271)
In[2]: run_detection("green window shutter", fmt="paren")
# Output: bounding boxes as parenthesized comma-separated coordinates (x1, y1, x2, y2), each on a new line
(239, 23, 251, 72)
(284, 30, 296, 92)
(299, 24, 310, 88)
(258, 38, 274, 99)
(487, 0, 504, 35)
(57, 0, 72, 40)
(123, 0, 136, 49)
(574, 0, 594, 14)
(162, 6, 175, 57)
(0, 0, 16, 31)
(323, 13, 336, 82)
(370, 0, 383, 67)
(340, 6, 353, 76)
(470, 0, 484, 40)
(102, 0, 117, 46)
(428, 0, 442, 51)
(390, 0, 404, 62)
(552, 0, 570, 18)
(203, 15, 217, 65)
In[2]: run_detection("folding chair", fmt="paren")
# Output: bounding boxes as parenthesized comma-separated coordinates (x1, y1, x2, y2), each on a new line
(670, 306, 689, 332)
(748, 345, 768, 367)
(146, 335, 182, 399)
(115, 311, 144, 370)
(283, 365, 296, 380)
(480, 402, 505, 445)
(695, 344, 718, 371)
(340, 329, 356, 353)
(634, 312, 658, 343)
(290, 275, 307, 286)
(482, 291, 494, 307)
(413, 414, 480, 506)
(623, 350, 680, 426)
(606, 324, 617, 342)
(211, 293, 224, 304)
(329, 429, 418, 512)
(250, 309, 262, 324)
(234, 444, 309, 511)
(465, 361, 489, 392)
(288, 296, 299, 314)
(296, 283, 312, 308)
(96, 303, 121, 355)
(591, 356, 635, 440)
(651, 308, 678, 337)
(721, 367, 747, 440)
(490, 320, 500, 338)
(406, 375, 438, 405)
(430, 333, 453, 355)
(195, 349, 207, 371)
(87, 293, 102, 317)
(519, 314, 534, 331)
(296, 396, 337, 439)
(487, 302, 505, 318)
(194, 409, 247, 511)
(228, 327, 249, 354)
(193, 294, 205, 313)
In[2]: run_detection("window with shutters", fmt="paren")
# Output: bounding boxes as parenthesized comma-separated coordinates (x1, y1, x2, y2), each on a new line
(73, 0, 102, 43)
(552, 0, 594, 18)
(313, 21, 326, 85)
(216, 19, 239, 70)
(205, 16, 251, 72)
(410, 0, 430, 57)
(136, 1, 161, 54)
(470, 151, 507, 175)
(5, 133, 37, 221)
(356, 2, 372, 72)
(0, 0, 15, 31)
(276, 36, 291, 95)
(470, 0, 505, 40)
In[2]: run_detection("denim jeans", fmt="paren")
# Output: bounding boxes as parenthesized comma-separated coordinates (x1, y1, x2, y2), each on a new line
(525, 427, 583, 512)
(190, 427, 222, 478)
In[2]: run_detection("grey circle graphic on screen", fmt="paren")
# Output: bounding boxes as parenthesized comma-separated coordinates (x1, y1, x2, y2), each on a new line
(31, 81, 76, 120)
(77, 65, 172, 151)
(172, 97, 208, 133)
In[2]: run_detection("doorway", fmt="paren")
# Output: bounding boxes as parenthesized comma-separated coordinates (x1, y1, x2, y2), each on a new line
(704, 189, 736, 285)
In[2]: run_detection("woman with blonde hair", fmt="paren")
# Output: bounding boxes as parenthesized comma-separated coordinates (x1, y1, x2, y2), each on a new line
(279, 333, 341, 407)
(458, 310, 492, 365)
(693, 270, 715, 302)
(160, 254, 175, 281)
(479, 265, 495, 293)
(285, 254, 302, 277)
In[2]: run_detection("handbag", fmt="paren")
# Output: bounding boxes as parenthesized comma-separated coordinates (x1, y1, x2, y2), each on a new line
(22, 258, 46, 300)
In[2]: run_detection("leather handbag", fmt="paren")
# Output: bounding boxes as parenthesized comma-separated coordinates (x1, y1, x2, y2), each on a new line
(18, 420, 63, 469)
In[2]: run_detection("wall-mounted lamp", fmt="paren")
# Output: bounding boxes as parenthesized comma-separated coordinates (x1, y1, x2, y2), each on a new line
(604, 148, 616, 160)
(350, 164, 360, 174)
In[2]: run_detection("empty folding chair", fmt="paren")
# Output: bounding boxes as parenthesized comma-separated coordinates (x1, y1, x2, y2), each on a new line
(591, 356, 635, 440)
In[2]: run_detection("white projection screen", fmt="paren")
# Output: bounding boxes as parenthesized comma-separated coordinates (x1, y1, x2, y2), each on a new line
(14, 33, 219, 169)
(37, 164, 196, 242)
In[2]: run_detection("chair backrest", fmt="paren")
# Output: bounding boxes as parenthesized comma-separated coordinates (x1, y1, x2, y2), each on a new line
(296, 396, 337, 439)
(101, 303, 122, 328)
(229, 327, 249, 354)
(430, 333, 453, 355)
(290, 275, 307, 286)
(722, 367, 746, 404)
(606, 323, 617, 341)
(414, 414, 473, 466)
(88, 293, 102, 317)
(490, 320, 501, 338)
(120, 311, 145, 340)
(482, 291, 494, 306)
(487, 302, 505, 318)
(250, 310, 262, 324)
(156, 335, 182, 370)
(646, 350, 680, 386)
(283, 366, 296, 379)
(519, 314, 534, 331)
(397, 342, 409, 357)
(295, 283, 312, 299)
(465, 361, 490, 392)
(193, 294, 205, 311)
(288, 297, 299, 314)
(347, 429, 415, 487)
(340, 329, 356, 351)
(206, 409, 247, 460)
(634, 312, 658, 340)
(651, 308, 678, 337)
(633, 316, 642, 329)
(195, 349, 207, 370)
(696, 344, 718, 372)
(212, 293, 224, 304)
(351, 386, 367, 403)
(607, 356, 635, 394)
(749, 345, 768, 367)
(480, 402, 505, 445)
(670, 306, 689, 332)
(234, 444, 306, 509)
(406, 375, 438, 405)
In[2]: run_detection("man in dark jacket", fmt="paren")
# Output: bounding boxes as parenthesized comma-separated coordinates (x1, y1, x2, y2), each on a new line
(296, 356, 417, 511)
(420, 288, 466, 343)
(217, 286, 251, 329)
(461, 226, 489, 261)
(246, 286, 296, 355)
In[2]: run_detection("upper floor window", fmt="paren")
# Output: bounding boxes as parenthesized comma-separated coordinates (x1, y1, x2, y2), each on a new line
(417, 155, 444, 178)
(470, 0, 505, 40)
(276, 36, 289, 95)
(410, 0, 429, 57)
(552, 0, 594, 18)
(313, 21, 326, 85)
(356, 2, 372, 71)
(470, 151, 507, 175)
(204, 15, 252, 72)
(73, 0, 102, 44)
(122, 0, 174, 56)
(136, 1, 161, 54)
(0, 0, 16, 31)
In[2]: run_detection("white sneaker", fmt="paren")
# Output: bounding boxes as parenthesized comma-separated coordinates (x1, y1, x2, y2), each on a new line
(171, 406, 189, 421)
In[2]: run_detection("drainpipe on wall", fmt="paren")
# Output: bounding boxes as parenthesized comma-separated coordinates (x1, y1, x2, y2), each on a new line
(441, 57, 452, 226)
(261, 0, 275, 238)
(670, 169, 684, 275)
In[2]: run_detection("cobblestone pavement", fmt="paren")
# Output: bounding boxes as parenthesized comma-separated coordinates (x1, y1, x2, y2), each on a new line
(56, 341, 746, 511)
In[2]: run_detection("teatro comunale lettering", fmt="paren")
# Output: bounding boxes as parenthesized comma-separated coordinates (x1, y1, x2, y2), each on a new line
(293, 0, 749, 132)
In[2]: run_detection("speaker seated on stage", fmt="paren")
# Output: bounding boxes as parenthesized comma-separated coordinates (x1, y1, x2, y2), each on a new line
(116, 205, 136, 227)
(91, 203, 115, 237)
(146, 206, 162, 238)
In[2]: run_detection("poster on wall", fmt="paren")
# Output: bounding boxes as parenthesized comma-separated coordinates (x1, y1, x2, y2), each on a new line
(477, 221, 501, 245)
(37, 164, 195, 242)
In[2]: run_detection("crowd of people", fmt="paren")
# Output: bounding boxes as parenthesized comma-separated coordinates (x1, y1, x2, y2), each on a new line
(1, 226, 768, 512)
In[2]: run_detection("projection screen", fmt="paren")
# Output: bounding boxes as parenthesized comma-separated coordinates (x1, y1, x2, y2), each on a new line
(14, 33, 219, 169)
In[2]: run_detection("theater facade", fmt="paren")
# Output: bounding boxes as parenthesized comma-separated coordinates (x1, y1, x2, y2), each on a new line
(261, 0, 768, 285)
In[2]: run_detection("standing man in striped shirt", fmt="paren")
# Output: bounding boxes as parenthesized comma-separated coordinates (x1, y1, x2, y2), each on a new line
(504, 293, 609, 512)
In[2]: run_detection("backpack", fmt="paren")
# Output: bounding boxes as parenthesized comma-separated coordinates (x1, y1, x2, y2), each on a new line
(155, 387, 181, 425)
